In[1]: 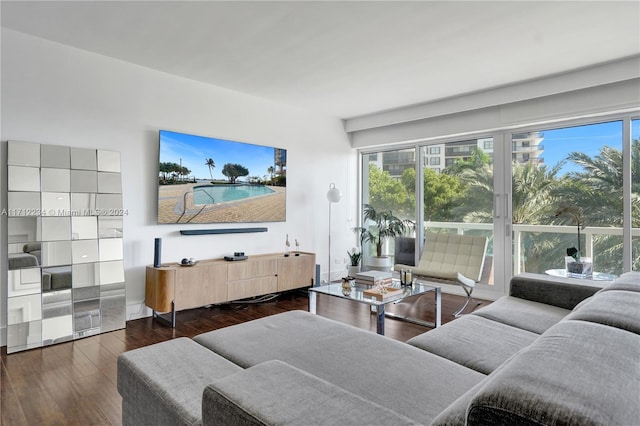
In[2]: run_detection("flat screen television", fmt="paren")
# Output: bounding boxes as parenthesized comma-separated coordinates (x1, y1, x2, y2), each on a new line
(157, 130, 286, 224)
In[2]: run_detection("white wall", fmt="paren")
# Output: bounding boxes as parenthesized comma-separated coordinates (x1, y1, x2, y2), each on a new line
(0, 29, 357, 344)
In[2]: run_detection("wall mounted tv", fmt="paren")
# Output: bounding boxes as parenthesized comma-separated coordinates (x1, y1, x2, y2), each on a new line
(158, 130, 286, 224)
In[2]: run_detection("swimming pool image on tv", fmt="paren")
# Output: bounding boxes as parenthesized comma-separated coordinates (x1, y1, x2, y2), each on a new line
(157, 129, 286, 223)
(193, 184, 275, 204)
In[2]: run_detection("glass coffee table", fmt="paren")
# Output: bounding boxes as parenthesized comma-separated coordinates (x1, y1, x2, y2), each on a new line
(308, 280, 441, 335)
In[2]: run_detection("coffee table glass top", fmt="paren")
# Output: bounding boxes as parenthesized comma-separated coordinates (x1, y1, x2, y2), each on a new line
(309, 280, 438, 306)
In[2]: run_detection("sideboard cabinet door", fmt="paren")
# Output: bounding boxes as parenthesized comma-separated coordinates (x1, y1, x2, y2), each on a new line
(174, 263, 228, 310)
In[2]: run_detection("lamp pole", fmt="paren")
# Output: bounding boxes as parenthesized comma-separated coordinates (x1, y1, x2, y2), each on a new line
(326, 183, 342, 284)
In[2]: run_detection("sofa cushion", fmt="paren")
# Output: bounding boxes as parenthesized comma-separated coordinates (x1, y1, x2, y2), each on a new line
(430, 380, 486, 426)
(599, 271, 640, 293)
(466, 320, 640, 426)
(194, 310, 484, 425)
(472, 296, 570, 334)
(509, 272, 603, 310)
(202, 360, 421, 426)
(117, 337, 242, 426)
(407, 315, 537, 374)
(565, 289, 640, 335)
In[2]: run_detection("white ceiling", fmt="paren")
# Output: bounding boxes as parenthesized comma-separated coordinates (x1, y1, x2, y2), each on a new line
(2, 1, 639, 119)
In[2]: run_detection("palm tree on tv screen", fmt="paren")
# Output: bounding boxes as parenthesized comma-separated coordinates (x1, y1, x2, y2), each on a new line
(205, 158, 216, 180)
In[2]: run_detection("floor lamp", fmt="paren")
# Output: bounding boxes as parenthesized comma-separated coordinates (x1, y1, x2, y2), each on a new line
(326, 183, 342, 284)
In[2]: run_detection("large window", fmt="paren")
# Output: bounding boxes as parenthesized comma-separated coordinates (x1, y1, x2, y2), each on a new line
(511, 122, 626, 276)
(360, 115, 638, 293)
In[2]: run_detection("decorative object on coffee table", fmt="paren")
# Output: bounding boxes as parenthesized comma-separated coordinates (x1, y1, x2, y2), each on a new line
(363, 285, 403, 301)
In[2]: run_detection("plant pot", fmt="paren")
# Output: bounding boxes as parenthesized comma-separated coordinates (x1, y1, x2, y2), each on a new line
(367, 256, 392, 272)
(347, 265, 360, 276)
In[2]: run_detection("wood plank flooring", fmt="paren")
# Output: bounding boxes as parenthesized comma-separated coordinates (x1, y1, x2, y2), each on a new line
(1, 290, 489, 425)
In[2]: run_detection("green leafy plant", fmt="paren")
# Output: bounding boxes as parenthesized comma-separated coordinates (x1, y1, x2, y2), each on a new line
(347, 247, 362, 266)
(352, 204, 414, 258)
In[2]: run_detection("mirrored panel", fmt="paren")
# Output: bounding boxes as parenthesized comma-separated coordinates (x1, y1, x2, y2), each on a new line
(7, 320, 42, 352)
(41, 217, 71, 241)
(42, 266, 72, 292)
(41, 145, 70, 169)
(8, 294, 43, 324)
(72, 217, 98, 240)
(71, 193, 97, 216)
(42, 316, 73, 345)
(41, 241, 72, 267)
(8, 268, 41, 297)
(96, 194, 123, 214)
(71, 148, 97, 170)
(71, 170, 98, 193)
(72, 263, 99, 288)
(8, 166, 40, 192)
(6, 141, 125, 353)
(73, 287, 101, 338)
(97, 172, 122, 194)
(41, 168, 70, 192)
(97, 150, 120, 172)
(101, 282, 125, 333)
(8, 217, 40, 243)
(72, 240, 99, 264)
(8, 243, 41, 270)
(42, 289, 72, 319)
(99, 260, 125, 285)
(41, 192, 70, 216)
(8, 192, 41, 216)
(8, 140, 41, 167)
(98, 217, 123, 238)
(99, 238, 123, 262)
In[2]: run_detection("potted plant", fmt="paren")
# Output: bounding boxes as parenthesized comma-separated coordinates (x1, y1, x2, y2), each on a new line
(555, 203, 592, 278)
(347, 247, 362, 276)
(352, 204, 414, 271)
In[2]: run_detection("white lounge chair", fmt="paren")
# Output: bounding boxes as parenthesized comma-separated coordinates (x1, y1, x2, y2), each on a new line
(394, 233, 488, 317)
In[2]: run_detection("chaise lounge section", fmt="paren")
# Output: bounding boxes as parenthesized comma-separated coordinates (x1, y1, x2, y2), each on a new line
(117, 271, 640, 425)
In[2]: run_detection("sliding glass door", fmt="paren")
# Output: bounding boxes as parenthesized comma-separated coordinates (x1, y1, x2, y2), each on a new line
(420, 138, 495, 286)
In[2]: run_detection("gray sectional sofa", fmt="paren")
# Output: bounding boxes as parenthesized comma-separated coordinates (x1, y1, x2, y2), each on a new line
(117, 272, 640, 425)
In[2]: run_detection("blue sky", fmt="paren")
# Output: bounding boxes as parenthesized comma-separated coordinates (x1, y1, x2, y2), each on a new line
(540, 121, 625, 176)
(159, 130, 282, 180)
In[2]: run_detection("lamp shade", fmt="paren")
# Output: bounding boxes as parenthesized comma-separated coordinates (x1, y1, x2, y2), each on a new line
(326, 183, 342, 203)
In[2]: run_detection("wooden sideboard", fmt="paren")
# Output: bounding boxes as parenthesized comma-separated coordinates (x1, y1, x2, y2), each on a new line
(145, 252, 316, 326)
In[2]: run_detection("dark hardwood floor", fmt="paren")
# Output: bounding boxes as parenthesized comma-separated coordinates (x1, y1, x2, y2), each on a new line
(1, 290, 489, 425)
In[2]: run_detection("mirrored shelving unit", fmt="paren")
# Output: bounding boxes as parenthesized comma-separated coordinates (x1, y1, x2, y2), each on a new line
(6, 141, 126, 353)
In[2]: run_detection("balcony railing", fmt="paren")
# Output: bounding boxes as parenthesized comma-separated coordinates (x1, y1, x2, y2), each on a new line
(368, 221, 636, 284)
(422, 221, 639, 275)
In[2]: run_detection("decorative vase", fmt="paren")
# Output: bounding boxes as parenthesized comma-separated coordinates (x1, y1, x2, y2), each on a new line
(566, 256, 593, 279)
(347, 265, 360, 276)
